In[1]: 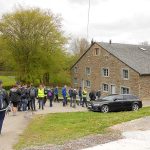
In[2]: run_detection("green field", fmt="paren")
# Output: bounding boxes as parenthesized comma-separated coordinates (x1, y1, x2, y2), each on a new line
(15, 107, 150, 150)
(0, 76, 16, 86)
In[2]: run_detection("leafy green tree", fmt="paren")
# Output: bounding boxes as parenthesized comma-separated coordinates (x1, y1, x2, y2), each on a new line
(0, 7, 67, 84)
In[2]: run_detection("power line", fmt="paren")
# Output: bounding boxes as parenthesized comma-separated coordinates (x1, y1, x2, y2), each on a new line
(87, 0, 91, 40)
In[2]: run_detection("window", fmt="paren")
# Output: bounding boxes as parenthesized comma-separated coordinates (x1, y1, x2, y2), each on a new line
(102, 84, 109, 92)
(121, 87, 130, 94)
(86, 80, 91, 87)
(102, 68, 109, 77)
(74, 67, 78, 73)
(74, 78, 78, 84)
(122, 69, 129, 79)
(85, 67, 91, 75)
(123, 95, 138, 100)
(94, 48, 100, 56)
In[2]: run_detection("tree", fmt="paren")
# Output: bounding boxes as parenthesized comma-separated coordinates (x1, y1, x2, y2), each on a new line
(69, 38, 90, 56)
(0, 7, 67, 83)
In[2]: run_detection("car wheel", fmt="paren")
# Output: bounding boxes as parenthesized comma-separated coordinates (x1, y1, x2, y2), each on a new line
(101, 105, 109, 113)
(132, 103, 139, 111)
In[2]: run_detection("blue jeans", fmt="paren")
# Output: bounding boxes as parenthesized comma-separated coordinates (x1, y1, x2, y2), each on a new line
(79, 96, 83, 105)
(22, 99, 28, 111)
(0, 111, 5, 134)
(39, 98, 44, 110)
(63, 96, 67, 106)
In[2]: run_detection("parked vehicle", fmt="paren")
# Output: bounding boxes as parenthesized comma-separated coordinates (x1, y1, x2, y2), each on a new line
(87, 94, 142, 113)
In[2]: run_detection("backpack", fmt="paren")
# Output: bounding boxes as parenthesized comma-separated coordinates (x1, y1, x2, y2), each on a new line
(30, 88, 36, 97)
(0, 89, 7, 110)
(48, 91, 52, 97)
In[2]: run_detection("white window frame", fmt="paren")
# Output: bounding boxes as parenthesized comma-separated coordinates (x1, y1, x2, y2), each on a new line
(102, 83, 109, 92)
(122, 68, 129, 80)
(120, 86, 130, 94)
(85, 67, 91, 75)
(74, 67, 78, 73)
(74, 78, 78, 84)
(85, 80, 91, 88)
(102, 68, 109, 77)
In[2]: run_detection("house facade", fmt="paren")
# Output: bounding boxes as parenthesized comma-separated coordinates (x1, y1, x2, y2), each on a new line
(71, 42, 150, 100)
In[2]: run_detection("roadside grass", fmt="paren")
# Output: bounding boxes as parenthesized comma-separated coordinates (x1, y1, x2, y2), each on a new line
(15, 107, 150, 150)
(0, 76, 16, 86)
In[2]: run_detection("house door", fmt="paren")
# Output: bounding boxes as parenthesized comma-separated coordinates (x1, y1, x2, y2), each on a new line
(111, 85, 116, 94)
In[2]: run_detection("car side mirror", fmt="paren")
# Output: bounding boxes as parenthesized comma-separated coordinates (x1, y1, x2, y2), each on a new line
(114, 99, 117, 101)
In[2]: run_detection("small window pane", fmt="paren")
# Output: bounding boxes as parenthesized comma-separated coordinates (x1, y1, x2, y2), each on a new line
(74, 67, 78, 73)
(86, 67, 91, 75)
(86, 80, 91, 87)
(103, 84, 109, 92)
(123, 69, 129, 79)
(74, 78, 78, 84)
(121, 87, 129, 94)
(103, 68, 109, 77)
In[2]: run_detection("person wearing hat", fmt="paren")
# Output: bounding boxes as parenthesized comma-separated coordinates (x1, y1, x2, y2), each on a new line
(0, 80, 9, 134)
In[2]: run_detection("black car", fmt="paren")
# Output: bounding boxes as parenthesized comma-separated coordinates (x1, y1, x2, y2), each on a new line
(87, 94, 142, 113)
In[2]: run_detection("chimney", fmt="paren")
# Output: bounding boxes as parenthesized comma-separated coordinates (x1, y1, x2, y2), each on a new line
(91, 39, 94, 45)
(109, 40, 112, 44)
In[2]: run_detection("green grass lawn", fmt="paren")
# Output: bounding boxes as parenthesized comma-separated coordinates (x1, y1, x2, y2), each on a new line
(0, 76, 16, 86)
(15, 107, 150, 150)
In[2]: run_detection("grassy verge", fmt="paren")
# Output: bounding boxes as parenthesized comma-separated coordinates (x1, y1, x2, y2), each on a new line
(15, 107, 150, 150)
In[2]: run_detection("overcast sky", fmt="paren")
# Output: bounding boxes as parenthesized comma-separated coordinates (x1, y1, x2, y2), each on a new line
(0, 0, 150, 44)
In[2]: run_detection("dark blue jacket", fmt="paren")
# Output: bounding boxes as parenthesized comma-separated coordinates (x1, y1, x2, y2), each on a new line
(54, 88, 58, 95)
(62, 87, 67, 97)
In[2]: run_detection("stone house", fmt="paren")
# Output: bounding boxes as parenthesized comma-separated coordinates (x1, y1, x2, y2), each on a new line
(71, 42, 150, 100)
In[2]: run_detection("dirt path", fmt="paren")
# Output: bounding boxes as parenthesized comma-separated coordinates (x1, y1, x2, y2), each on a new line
(0, 103, 87, 150)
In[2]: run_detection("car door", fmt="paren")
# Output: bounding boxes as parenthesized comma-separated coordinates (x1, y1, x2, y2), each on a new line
(109, 95, 124, 111)
(122, 95, 133, 110)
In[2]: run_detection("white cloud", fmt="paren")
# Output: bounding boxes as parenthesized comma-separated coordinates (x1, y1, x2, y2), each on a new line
(0, 0, 150, 44)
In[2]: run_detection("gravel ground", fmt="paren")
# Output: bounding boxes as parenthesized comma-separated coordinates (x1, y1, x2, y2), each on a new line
(24, 130, 122, 150)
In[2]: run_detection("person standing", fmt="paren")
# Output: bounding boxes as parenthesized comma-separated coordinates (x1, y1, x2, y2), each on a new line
(69, 87, 73, 107)
(89, 90, 96, 101)
(82, 88, 88, 107)
(47, 88, 54, 107)
(37, 84, 45, 110)
(96, 90, 101, 99)
(9, 84, 21, 115)
(72, 89, 77, 108)
(62, 85, 67, 107)
(54, 86, 59, 102)
(78, 87, 82, 106)
(29, 84, 37, 111)
(0, 80, 9, 134)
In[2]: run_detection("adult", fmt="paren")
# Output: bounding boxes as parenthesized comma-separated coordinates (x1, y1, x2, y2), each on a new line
(20, 84, 28, 111)
(54, 86, 59, 102)
(9, 84, 21, 115)
(72, 89, 78, 108)
(89, 90, 96, 101)
(0, 80, 9, 134)
(47, 88, 54, 107)
(29, 84, 37, 111)
(96, 90, 101, 99)
(78, 87, 82, 106)
(82, 88, 88, 107)
(37, 84, 45, 110)
(62, 85, 67, 107)
(69, 87, 73, 107)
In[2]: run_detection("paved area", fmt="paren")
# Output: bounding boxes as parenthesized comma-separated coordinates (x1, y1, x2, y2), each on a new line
(83, 117, 150, 150)
(0, 102, 87, 150)
(142, 100, 150, 107)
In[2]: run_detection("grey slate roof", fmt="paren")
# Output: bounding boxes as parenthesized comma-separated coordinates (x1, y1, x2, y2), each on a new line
(98, 42, 150, 75)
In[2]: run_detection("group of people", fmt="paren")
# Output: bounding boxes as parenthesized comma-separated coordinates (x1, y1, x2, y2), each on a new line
(0, 80, 102, 135)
